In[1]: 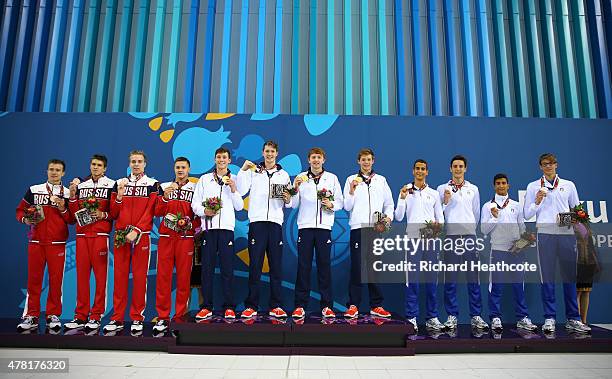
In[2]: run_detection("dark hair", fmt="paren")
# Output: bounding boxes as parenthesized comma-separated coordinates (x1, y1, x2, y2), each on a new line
(91, 154, 108, 167)
(48, 159, 66, 171)
(450, 154, 467, 167)
(308, 147, 326, 159)
(263, 140, 279, 151)
(539, 153, 557, 165)
(215, 147, 231, 159)
(175, 156, 191, 166)
(413, 159, 428, 169)
(357, 148, 375, 160)
(493, 173, 508, 184)
(129, 150, 147, 163)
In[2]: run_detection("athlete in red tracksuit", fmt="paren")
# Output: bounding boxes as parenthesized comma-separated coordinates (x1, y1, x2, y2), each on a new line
(64, 155, 115, 333)
(16, 159, 72, 333)
(103, 151, 158, 334)
(153, 157, 200, 333)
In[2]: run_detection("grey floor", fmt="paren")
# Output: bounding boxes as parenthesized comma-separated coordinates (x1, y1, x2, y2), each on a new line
(1, 324, 611, 378)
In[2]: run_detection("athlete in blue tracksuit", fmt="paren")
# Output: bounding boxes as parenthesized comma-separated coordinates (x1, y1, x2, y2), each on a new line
(289, 147, 343, 319)
(523, 153, 591, 333)
(481, 173, 537, 332)
(236, 141, 292, 319)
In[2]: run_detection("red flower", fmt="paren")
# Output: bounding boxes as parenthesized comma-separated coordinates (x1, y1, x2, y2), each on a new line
(577, 210, 586, 218)
(26, 206, 37, 213)
(87, 197, 97, 204)
(177, 219, 186, 227)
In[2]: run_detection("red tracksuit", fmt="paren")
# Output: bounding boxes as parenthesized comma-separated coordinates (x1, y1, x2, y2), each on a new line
(68, 176, 115, 322)
(154, 181, 200, 320)
(16, 182, 72, 318)
(109, 174, 158, 322)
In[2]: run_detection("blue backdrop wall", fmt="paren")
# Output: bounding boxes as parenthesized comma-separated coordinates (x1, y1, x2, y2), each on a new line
(1, 111, 611, 323)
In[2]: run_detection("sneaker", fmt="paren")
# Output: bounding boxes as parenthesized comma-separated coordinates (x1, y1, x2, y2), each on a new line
(565, 319, 591, 333)
(344, 305, 359, 319)
(517, 316, 538, 332)
(292, 307, 305, 319)
(152, 319, 169, 333)
(17, 316, 39, 333)
(224, 309, 236, 319)
(269, 307, 287, 318)
(102, 320, 124, 333)
(407, 317, 418, 332)
(491, 317, 503, 331)
(370, 306, 391, 318)
(64, 318, 86, 331)
(84, 319, 101, 334)
(471, 327, 487, 338)
(471, 315, 489, 330)
(46, 315, 62, 332)
(322, 307, 336, 318)
(130, 320, 144, 333)
(542, 318, 556, 333)
(444, 315, 458, 329)
(241, 308, 257, 318)
(195, 308, 212, 320)
(425, 317, 445, 331)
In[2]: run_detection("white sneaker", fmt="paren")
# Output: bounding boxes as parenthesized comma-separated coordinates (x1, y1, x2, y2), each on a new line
(84, 319, 101, 334)
(565, 319, 591, 333)
(542, 318, 556, 333)
(102, 320, 124, 333)
(471, 315, 489, 330)
(46, 315, 62, 332)
(407, 317, 418, 332)
(152, 320, 169, 333)
(425, 317, 444, 331)
(444, 315, 458, 329)
(517, 316, 538, 332)
(17, 316, 38, 332)
(130, 320, 144, 333)
(491, 317, 503, 331)
(64, 318, 86, 331)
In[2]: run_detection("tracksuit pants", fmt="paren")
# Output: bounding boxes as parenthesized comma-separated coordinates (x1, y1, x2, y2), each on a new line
(488, 249, 529, 321)
(405, 243, 439, 319)
(110, 233, 151, 322)
(156, 235, 194, 320)
(24, 242, 66, 318)
(75, 236, 109, 321)
(443, 235, 482, 318)
(294, 228, 333, 310)
(245, 221, 284, 311)
(537, 233, 580, 320)
(200, 229, 235, 310)
(348, 228, 383, 309)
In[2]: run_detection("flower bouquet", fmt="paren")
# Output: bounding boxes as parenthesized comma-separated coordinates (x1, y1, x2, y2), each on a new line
(372, 211, 391, 234)
(164, 212, 193, 234)
(203, 196, 222, 215)
(24, 205, 44, 224)
(510, 231, 537, 253)
(317, 188, 334, 212)
(419, 220, 444, 239)
(114, 225, 141, 248)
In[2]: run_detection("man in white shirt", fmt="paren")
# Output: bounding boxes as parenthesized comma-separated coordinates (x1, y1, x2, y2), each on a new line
(481, 173, 537, 333)
(236, 141, 292, 319)
(523, 153, 590, 333)
(343, 148, 394, 319)
(191, 147, 244, 320)
(436, 155, 488, 330)
(395, 159, 445, 332)
(290, 147, 343, 319)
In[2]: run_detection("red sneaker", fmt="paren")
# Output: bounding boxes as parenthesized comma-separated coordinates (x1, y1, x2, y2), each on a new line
(269, 307, 288, 318)
(322, 307, 336, 318)
(241, 308, 257, 318)
(370, 306, 391, 318)
(292, 307, 305, 319)
(344, 305, 359, 318)
(224, 309, 236, 319)
(195, 308, 212, 320)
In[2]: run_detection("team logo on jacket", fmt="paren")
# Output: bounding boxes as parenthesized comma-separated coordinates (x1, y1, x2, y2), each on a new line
(251, 239, 256, 245)
(228, 241, 233, 246)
